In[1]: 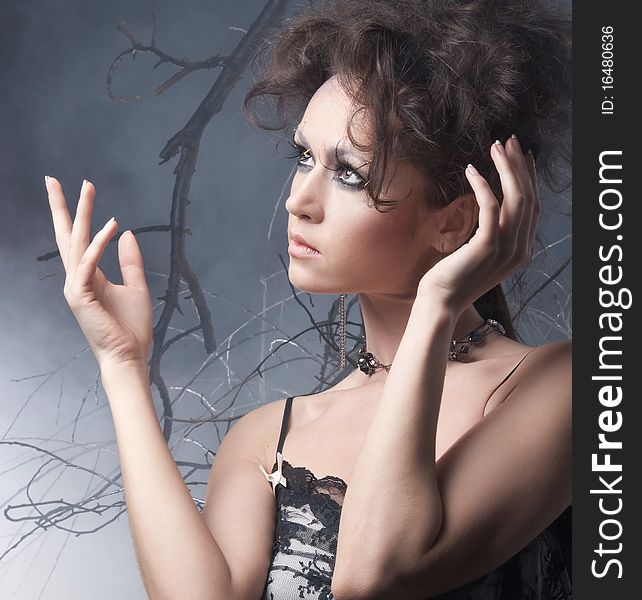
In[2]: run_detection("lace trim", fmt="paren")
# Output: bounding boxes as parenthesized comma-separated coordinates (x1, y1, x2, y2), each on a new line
(274, 458, 347, 509)
(261, 459, 345, 600)
(261, 458, 572, 600)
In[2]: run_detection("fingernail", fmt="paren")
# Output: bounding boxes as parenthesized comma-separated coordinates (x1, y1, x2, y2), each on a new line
(44, 175, 50, 188)
(511, 133, 518, 140)
(81, 179, 87, 192)
(466, 163, 479, 176)
(493, 140, 504, 155)
(103, 216, 116, 230)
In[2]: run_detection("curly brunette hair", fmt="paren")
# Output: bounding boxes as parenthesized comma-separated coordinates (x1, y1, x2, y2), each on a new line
(242, 0, 572, 341)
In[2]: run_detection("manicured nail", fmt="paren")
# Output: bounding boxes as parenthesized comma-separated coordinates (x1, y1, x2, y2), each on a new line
(44, 175, 50, 188)
(494, 139, 504, 154)
(102, 216, 116, 230)
(511, 133, 518, 140)
(466, 163, 479, 176)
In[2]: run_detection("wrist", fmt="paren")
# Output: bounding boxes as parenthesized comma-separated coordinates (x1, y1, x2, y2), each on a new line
(405, 299, 459, 353)
(100, 360, 150, 388)
(412, 289, 463, 324)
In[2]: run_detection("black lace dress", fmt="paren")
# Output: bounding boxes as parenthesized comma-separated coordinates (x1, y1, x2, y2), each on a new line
(260, 393, 572, 600)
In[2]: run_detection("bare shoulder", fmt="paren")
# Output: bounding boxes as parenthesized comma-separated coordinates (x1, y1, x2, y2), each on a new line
(200, 397, 291, 600)
(229, 397, 289, 470)
(518, 338, 571, 381)
(482, 337, 570, 416)
(506, 338, 572, 404)
(414, 341, 572, 594)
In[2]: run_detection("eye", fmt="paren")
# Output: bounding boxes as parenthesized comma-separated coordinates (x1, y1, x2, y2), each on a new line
(285, 140, 368, 190)
(285, 140, 312, 165)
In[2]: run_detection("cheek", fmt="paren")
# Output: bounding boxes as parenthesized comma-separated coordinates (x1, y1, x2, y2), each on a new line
(335, 210, 421, 268)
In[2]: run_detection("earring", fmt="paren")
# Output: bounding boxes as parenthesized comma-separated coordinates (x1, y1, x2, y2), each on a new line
(338, 293, 347, 368)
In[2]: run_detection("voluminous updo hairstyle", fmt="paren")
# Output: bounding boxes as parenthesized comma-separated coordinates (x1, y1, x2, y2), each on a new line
(242, 0, 572, 341)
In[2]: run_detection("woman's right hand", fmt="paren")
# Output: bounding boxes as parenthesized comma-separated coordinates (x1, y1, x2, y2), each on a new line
(46, 176, 153, 371)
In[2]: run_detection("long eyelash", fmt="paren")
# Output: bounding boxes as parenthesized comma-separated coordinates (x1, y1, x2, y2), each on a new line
(285, 139, 310, 161)
(285, 139, 368, 189)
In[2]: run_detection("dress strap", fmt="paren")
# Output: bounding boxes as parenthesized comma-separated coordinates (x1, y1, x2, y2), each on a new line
(259, 396, 295, 495)
(276, 396, 294, 459)
(488, 346, 538, 398)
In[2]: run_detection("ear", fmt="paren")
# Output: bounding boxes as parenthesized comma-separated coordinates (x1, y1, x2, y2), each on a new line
(430, 193, 479, 255)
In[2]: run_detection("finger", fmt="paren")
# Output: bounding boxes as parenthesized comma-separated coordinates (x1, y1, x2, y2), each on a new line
(506, 135, 533, 205)
(464, 164, 500, 251)
(45, 176, 74, 270)
(490, 140, 527, 250)
(73, 216, 118, 295)
(118, 230, 148, 290)
(505, 135, 537, 260)
(524, 150, 541, 258)
(68, 180, 95, 278)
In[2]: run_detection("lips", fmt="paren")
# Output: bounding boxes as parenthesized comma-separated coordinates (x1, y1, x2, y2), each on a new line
(289, 232, 319, 253)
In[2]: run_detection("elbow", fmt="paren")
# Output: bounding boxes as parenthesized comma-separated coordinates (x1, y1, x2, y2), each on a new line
(331, 581, 381, 600)
(332, 515, 441, 600)
(331, 566, 401, 600)
(332, 551, 437, 600)
(332, 541, 436, 599)
(332, 552, 385, 600)
(331, 581, 403, 600)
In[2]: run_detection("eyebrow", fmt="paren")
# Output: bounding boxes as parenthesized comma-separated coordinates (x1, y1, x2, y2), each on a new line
(293, 128, 370, 167)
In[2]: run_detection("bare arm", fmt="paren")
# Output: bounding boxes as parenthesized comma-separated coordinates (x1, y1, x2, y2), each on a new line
(332, 300, 571, 599)
(332, 304, 451, 598)
(102, 363, 233, 599)
(44, 175, 274, 599)
(102, 363, 275, 600)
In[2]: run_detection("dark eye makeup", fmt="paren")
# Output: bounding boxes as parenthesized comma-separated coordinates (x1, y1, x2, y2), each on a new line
(285, 134, 369, 191)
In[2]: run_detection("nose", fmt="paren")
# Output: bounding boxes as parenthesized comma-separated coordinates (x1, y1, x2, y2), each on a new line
(284, 166, 325, 221)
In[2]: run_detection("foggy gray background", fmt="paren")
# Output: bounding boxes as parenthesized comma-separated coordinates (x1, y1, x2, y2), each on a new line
(0, 1, 571, 598)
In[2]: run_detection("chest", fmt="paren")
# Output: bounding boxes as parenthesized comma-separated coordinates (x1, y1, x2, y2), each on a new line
(272, 360, 515, 485)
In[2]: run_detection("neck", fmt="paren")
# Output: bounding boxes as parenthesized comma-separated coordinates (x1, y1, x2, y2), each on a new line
(353, 291, 487, 379)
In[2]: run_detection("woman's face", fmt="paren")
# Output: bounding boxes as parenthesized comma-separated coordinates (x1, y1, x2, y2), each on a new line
(285, 75, 442, 297)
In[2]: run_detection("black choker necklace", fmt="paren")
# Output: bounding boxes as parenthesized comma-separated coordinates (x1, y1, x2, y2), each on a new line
(356, 318, 506, 376)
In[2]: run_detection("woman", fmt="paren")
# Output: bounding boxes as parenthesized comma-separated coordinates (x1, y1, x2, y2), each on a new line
(45, 0, 572, 598)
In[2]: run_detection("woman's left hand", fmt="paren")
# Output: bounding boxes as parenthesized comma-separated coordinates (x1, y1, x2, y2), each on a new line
(416, 135, 540, 314)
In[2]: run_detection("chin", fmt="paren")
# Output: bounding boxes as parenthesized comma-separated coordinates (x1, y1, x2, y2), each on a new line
(289, 280, 338, 295)
(287, 267, 344, 295)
